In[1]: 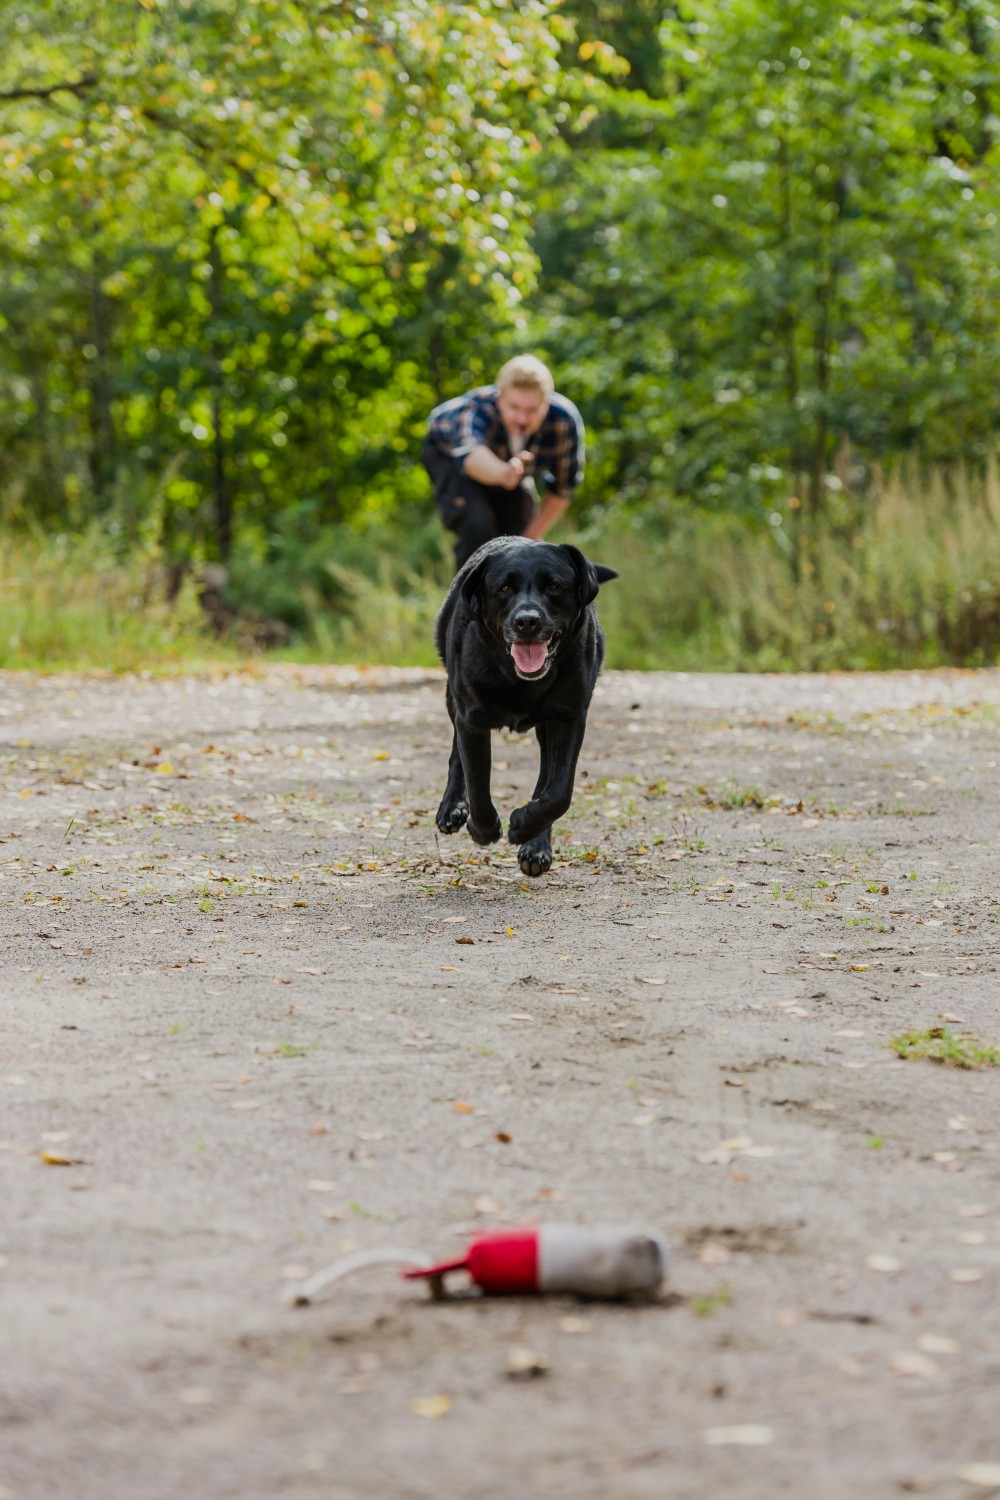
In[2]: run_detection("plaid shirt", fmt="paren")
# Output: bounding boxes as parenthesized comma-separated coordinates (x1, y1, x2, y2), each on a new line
(428, 385, 585, 498)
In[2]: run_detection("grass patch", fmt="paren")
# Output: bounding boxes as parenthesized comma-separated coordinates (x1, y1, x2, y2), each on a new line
(889, 1026, 1000, 1069)
(6, 459, 1000, 671)
(689, 1286, 732, 1318)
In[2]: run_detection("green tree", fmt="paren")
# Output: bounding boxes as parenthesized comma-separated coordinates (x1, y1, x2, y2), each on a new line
(535, 0, 1000, 566)
(0, 0, 567, 561)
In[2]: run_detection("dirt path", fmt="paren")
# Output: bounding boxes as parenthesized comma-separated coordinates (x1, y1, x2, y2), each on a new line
(2, 664, 999, 1500)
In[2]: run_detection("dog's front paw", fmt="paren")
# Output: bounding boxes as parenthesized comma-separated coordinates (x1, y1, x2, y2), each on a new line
(517, 835, 552, 878)
(508, 802, 547, 846)
(467, 812, 502, 846)
(436, 797, 469, 835)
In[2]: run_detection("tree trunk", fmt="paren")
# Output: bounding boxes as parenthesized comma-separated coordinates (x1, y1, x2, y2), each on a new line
(87, 261, 116, 502)
(208, 223, 232, 560)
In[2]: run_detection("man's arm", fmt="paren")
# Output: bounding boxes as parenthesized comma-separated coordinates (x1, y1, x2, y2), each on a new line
(463, 444, 528, 490)
(522, 492, 569, 540)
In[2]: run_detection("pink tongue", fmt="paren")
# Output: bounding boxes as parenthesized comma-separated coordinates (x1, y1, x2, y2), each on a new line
(512, 642, 547, 674)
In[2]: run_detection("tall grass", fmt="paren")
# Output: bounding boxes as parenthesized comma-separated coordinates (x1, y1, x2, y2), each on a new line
(593, 460, 1000, 671)
(4, 463, 1000, 672)
(0, 531, 223, 672)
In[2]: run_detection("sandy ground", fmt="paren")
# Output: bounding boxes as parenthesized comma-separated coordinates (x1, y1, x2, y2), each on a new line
(2, 662, 1000, 1500)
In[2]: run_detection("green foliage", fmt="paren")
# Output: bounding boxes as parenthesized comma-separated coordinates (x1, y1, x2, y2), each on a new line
(536, 0, 1000, 534)
(0, 526, 217, 671)
(6, 462, 1000, 670)
(4, 0, 1000, 669)
(889, 1027, 1000, 1069)
(589, 462, 1000, 670)
(0, 0, 568, 553)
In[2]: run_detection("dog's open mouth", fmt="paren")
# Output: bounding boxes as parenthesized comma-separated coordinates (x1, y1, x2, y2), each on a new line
(508, 638, 554, 679)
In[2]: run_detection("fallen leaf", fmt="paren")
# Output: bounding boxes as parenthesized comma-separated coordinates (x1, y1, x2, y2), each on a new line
(632, 1113, 657, 1128)
(918, 1333, 959, 1354)
(507, 1013, 534, 1022)
(504, 1346, 549, 1379)
(696, 1135, 778, 1165)
(455, 937, 475, 945)
(891, 1352, 938, 1378)
(949, 1268, 984, 1283)
(443, 916, 467, 924)
(494, 1131, 512, 1144)
(865, 1254, 902, 1274)
(474, 1194, 500, 1215)
(412, 1394, 451, 1419)
(955, 1464, 1000, 1488)
(635, 976, 667, 986)
(452, 1100, 475, 1115)
(703, 1425, 774, 1447)
(39, 1149, 85, 1166)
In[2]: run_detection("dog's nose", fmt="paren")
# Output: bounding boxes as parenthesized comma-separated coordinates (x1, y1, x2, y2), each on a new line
(510, 607, 545, 638)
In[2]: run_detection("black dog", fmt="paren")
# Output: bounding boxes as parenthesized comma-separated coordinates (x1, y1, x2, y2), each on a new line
(435, 537, 617, 877)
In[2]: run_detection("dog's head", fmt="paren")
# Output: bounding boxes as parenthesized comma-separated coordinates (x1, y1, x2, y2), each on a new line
(459, 539, 617, 682)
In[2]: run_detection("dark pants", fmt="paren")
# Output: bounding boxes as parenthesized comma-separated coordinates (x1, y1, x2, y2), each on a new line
(422, 434, 535, 570)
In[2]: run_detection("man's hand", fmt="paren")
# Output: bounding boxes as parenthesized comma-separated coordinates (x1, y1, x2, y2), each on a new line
(464, 444, 533, 490)
(501, 450, 535, 489)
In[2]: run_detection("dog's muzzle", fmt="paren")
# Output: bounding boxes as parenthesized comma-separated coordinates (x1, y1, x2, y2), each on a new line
(507, 633, 559, 680)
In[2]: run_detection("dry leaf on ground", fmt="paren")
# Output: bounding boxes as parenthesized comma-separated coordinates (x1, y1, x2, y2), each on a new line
(412, 1394, 451, 1419)
(703, 1425, 775, 1447)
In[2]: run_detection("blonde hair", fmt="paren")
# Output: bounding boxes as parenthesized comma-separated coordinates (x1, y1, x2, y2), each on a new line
(496, 355, 554, 396)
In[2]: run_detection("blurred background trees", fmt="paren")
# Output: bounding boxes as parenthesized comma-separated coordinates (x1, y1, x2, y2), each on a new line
(3, 0, 1000, 666)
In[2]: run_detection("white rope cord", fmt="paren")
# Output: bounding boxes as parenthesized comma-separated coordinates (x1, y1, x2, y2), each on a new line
(284, 1247, 434, 1307)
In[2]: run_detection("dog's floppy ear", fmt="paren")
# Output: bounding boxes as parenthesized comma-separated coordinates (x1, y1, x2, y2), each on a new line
(458, 553, 490, 617)
(559, 545, 619, 609)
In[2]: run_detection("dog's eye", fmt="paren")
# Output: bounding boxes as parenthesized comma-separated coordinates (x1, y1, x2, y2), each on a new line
(498, 584, 511, 595)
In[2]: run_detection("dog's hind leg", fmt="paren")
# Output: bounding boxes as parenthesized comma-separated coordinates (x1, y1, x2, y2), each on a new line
(436, 724, 469, 834)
